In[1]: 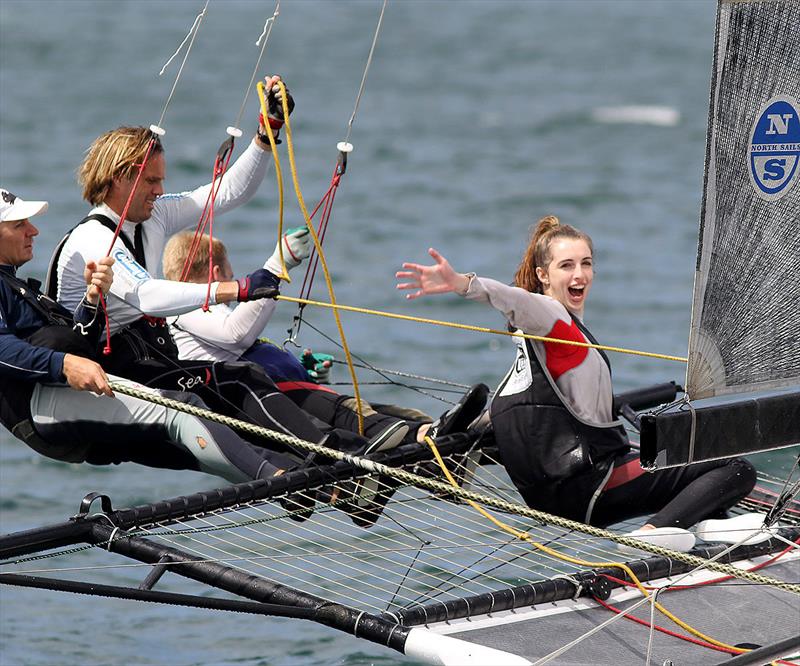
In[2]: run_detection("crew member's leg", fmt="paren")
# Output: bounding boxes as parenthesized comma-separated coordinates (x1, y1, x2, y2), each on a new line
(275, 381, 414, 441)
(242, 343, 419, 442)
(590, 452, 756, 529)
(115, 358, 398, 462)
(29, 379, 294, 484)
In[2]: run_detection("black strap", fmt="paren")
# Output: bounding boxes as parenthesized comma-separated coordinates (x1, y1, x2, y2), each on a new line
(46, 214, 140, 299)
(572, 315, 612, 375)
(133, 223, 146, 268)
(0, 269, 72, 327)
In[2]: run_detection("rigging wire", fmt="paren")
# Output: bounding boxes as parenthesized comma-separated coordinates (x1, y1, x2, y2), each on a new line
(95, 0, 211, 354)
(342, 0, 388, 147)
(286, 0, 389, 349)
(232, 1, 281, 133)
(289, 318, 462, 405)
(155, 0, 210, 132)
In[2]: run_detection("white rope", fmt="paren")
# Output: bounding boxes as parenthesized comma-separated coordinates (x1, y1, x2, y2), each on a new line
(644, 587, 660, 665)
(106, 526, 120, 552)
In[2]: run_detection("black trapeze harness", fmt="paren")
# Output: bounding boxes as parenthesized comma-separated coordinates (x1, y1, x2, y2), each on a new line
(0, 270, 98, 463)
(489, 316, 629, 522)
(47, 214, 178, 370)
(0, 269, 95, 357)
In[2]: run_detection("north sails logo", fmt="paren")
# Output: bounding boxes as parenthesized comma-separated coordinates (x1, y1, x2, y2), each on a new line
(2, 191, 17, 204)
(748, 95, 800, 201)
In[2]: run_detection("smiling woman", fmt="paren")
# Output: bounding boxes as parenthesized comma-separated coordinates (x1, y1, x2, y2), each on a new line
(397, 215, 758, 552)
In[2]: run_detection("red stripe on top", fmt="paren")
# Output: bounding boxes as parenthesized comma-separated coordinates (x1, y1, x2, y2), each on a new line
(543, 318, 589, 381)
(603, 458, 647, 491)
(276, 380, 338, 394)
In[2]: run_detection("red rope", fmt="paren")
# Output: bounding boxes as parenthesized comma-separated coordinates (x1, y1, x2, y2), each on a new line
(299, 166, 342, 301)
(586, 538, 800, 663)
(99, 292, 112, 356)
(298, 179, 337, 299)
(178, 185, 216, 282)
(103, 138, 157, 257)
(749, 485, 800, 516)
(177, 138, 235, 311)
(99, 134, 158, 355)
(592, 595, 743, 656)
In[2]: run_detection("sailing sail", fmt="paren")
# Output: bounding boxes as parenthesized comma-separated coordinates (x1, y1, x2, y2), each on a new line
(686, 0, 800, 400)
(640, 0, 800, 468)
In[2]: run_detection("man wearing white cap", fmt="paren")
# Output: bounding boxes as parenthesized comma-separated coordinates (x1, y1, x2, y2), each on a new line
(0, 187, 299, 483)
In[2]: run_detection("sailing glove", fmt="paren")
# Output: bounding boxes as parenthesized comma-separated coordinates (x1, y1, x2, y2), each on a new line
(300, 349, 334, 384)
(266, 83, 295, 128)
(266, 227, 312, 275)
(237, 268, 280, 302)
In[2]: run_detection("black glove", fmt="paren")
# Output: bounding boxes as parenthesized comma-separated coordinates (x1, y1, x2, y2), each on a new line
(236, 268, 280, 302)
(266, 82, 295, 126)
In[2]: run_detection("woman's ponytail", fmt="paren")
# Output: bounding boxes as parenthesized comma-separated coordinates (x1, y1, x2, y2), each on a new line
(513, 215, 592, 293)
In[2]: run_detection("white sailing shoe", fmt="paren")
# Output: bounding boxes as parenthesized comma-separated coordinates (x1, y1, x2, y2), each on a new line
(695, 512, 775, 546)
(616, 526, 696, 556)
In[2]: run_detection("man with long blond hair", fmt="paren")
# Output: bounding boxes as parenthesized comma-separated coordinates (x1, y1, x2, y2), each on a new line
(45, 76, 411, 474)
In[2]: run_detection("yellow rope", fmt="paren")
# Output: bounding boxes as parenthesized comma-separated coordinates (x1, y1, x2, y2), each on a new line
(423, 435, 749, 654)
(277, 81, 365, 434)
(256, 81, 290, 282)
(277, 294, 688, 363)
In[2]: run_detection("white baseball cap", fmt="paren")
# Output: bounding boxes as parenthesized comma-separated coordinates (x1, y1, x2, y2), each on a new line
(0, 188, 49, 222)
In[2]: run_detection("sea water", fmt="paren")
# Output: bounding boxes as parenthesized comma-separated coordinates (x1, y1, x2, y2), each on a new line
(0, 2, 795, 665)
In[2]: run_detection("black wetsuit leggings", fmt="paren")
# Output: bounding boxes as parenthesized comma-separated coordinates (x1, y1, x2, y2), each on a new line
(102, 357, 370, 461)
(590, 452, 757, 529)
(279, 385, 410, 442)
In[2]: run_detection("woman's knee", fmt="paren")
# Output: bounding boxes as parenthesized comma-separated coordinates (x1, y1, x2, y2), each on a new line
(727, 457, 757, 493)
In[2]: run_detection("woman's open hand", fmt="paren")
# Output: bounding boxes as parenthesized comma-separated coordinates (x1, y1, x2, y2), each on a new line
(396, 248, 470, 300)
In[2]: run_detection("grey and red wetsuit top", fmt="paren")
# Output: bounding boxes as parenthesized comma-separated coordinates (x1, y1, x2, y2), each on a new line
(464, 276, 629, 522)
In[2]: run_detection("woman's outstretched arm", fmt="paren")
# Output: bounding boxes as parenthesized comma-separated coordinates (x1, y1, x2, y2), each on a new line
(396, 248, 470, 299)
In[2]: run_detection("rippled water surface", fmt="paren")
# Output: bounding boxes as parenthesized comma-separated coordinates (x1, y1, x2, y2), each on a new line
(1, 2, 795, 664)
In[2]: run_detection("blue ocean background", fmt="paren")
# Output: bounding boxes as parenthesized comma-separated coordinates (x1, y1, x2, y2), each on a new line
(1, 1, 795, 664)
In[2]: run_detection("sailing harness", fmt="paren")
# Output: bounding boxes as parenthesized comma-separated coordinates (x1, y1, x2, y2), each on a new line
(46, 214, 179, 367)
(1, 267, 98, 360)
(490, 315, 629, 523)
(0, 268, 99, 463)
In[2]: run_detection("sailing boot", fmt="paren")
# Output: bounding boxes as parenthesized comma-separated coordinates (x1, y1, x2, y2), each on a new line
(336, 421, 410, 528)
(427, 383, 490, 440)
